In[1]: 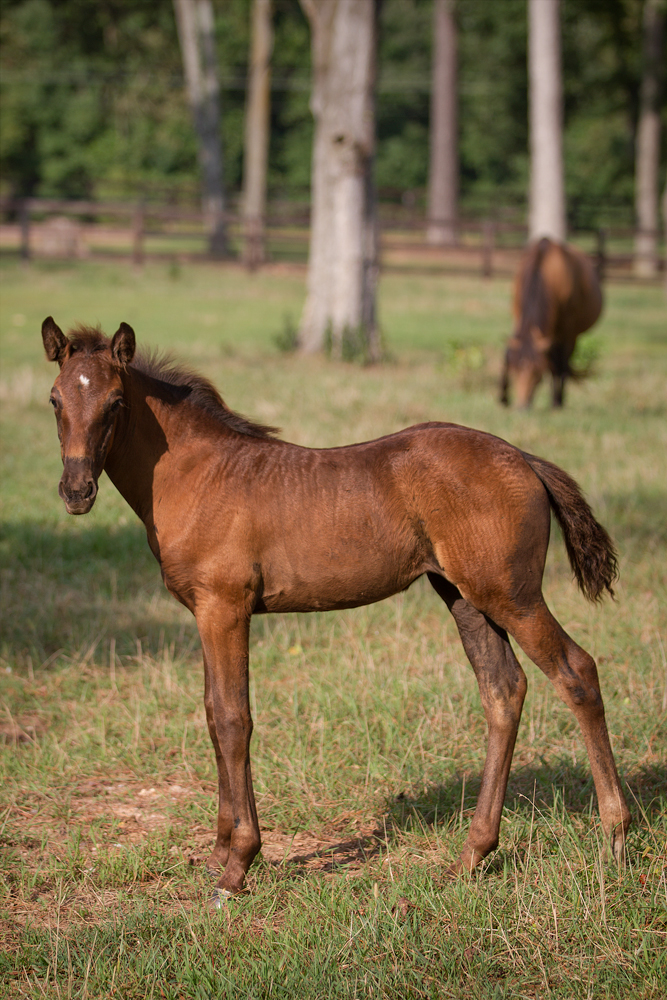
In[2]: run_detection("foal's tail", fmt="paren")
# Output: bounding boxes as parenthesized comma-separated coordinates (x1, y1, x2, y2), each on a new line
(521, 451, 618, 602)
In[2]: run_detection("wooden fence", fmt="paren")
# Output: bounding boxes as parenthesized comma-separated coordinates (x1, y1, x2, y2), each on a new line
(0, 196, 664, 282)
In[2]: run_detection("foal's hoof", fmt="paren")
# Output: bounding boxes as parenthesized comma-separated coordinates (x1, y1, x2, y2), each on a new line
(209, 887, 233, 911)
(610, 836, 627, 867)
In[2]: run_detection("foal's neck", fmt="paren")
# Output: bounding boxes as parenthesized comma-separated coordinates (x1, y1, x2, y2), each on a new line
(104, 368, 187, 525)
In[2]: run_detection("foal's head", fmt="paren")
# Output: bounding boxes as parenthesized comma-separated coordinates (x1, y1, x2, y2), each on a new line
(42, 317, 135, 514)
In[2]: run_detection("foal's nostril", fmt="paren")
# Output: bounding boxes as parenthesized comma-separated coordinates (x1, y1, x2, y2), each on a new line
(59, 476, 97, 505)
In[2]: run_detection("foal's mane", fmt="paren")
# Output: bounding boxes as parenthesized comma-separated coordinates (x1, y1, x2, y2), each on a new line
(67, 326, 279, 440)
(134, 350, 280, 439)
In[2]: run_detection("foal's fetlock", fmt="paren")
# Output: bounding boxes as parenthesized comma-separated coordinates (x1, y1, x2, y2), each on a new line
(608, 818, 630, 865)
(205, 842, 230, 872)
(447, 842, 489, 877)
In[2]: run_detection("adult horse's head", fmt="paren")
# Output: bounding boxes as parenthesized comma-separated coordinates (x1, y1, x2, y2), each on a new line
(500, 325, 551, 409)
(42, 317, 135, 514)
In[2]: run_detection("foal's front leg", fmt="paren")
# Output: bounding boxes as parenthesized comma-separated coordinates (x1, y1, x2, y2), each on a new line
(197, 601, 261, 898)
(202, 653, 235, 872)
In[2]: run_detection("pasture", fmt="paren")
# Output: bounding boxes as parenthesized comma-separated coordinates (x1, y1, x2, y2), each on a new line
(1, 257, 666, 998)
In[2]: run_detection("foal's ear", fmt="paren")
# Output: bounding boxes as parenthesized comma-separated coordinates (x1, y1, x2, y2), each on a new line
(110, 322, 136, 365)
(42, 316, 68, 365)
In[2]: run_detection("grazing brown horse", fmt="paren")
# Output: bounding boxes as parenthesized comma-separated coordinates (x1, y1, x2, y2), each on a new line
(42, 316, 630, 905)
(500, 237, 603, 408)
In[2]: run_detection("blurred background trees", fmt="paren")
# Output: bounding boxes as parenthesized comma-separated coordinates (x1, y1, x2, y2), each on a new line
(297, 0, 380, 359)
(242, 0, 273, 267)
(528, 0, 566, 241)
(426, 0, 458, 245)
(0, 0, 664, 230)
(173, 0, 227, 255)
(634, 0, 665, 274)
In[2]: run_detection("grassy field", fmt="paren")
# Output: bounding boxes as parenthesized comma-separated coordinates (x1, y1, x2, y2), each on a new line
(1, 257, 666, 998)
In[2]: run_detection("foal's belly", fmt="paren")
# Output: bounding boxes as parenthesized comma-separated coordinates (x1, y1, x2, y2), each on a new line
(256, 531, 431, 614)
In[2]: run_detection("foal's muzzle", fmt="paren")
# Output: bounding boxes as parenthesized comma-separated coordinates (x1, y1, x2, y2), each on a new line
(59, 465, 98, 515)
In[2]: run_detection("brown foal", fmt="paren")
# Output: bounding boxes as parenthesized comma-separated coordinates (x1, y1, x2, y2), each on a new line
(42, 317, 630, 903)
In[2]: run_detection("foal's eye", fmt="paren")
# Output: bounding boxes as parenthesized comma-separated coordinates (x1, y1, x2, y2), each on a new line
(109, 398, 123, 413)
(49, 396, 57, 408)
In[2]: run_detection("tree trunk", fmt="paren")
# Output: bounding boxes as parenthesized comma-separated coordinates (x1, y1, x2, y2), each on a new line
(298, 0, 380, 361)
(634, 0, 665, 277)
(427, 0, 458, 246)
(528, 0, 566, 242)
(663, 181, 667, 295)
(243, 0, 273, 269)
(174, 0, 227, 257)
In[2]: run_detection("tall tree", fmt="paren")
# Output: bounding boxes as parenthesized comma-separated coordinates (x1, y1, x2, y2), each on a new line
(528, 0, 565, 241)
(634, 0, 665, 277)
(427, 0, 458, 245)
(298, 0, 380, 361)
(243, 0, 273, 269)
(173, 0, 227, 256)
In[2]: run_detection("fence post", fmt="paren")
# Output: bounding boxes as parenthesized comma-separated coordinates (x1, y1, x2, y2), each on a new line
(596, 227, 607, 283)
(243, 215, 265, 271)
(19, 199, 31, 261)
(132, 203, 145, 267)
(663, 183, 667, 297)
(482, 220, 494, 278)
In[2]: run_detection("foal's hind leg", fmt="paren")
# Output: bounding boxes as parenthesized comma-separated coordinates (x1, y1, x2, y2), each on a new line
(506, 600, 630, 860)
(428, 574, 527, 873)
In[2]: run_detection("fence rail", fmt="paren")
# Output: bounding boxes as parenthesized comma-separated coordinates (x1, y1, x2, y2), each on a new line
(1, 196, 664, 282)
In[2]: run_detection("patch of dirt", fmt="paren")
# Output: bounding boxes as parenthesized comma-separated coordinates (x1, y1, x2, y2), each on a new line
(6, 776, 387, 868)
(1, 775, 391, 943)
(5, 776, 205, 848)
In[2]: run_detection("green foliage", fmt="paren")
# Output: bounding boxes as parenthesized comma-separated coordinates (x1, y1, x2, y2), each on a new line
(268, 0, 313, 198)
(0, 0, 196, 199)
(323, 321, 379, 364)
(458, 0, 530, 209)
(376, 0, 431, 194)
(1, 0, 661, 225)
(561, 0, 647, 226)
(273, 311, 299, 352)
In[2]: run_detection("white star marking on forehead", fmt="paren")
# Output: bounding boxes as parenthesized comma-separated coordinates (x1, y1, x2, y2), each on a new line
(79, 374, 90, 386)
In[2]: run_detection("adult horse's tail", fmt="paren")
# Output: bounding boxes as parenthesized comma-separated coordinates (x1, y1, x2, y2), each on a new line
(522, 452, 618, 602)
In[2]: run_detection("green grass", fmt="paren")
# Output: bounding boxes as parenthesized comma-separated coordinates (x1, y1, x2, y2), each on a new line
(1, 258, 666, 998)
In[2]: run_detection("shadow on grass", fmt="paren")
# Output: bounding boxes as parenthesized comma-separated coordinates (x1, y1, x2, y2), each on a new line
(257, 761, 665, 881)
(0, 517, 153, 576)
(385, 759, 667, 832)
(0, 519, 195, 662)
(264, 833, 385, 877)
